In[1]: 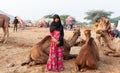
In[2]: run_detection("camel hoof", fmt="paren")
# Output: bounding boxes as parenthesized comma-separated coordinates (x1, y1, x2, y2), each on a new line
(3, 41, 6, 44)
(75, 66, 78, 72)
(0, 39, 4, 43)
(29, 61, 36, 66)
(0, 39, 6, 44)
(103, 51, 109, 55)
(108, 53, 120, 57)
(80, 68, 87, 72)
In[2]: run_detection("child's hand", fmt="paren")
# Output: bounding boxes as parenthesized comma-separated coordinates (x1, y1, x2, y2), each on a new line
(52, 37, 60, 45)
(55, 41, 60, 45)
(52, 37, 57, 42)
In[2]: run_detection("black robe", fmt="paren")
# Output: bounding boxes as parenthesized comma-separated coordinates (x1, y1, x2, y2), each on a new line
(50, 15, 64, 46)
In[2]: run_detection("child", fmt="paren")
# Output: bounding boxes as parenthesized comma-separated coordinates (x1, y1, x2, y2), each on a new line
(46, 14, 64, 72)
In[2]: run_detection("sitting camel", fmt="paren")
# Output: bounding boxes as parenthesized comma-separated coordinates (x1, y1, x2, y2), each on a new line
(21, 28, 81, 66)
(75, 29, 99, 72)
(96, 30, 120, 57)
(74, 38, 86, 46)
(94, 16, 111, 46)
(0, 14, 10, 43)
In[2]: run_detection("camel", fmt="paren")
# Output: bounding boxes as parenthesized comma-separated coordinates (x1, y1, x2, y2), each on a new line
(94, 16, 111, 46)
(75, 29, 99, 72)
(74, 38, 86, 46)
(0, 14, 10, 43)
(21, 28, 81, 66)
(97, 30, 120, 57)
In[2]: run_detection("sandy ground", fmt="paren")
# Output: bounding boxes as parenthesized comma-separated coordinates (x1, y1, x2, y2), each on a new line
(0, 27, 120, 73)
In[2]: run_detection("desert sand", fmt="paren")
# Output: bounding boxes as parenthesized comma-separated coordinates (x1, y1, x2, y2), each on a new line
(0, 27, 120, 73)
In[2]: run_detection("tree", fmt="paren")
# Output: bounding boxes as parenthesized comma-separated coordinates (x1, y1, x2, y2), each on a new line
(43, 14, 70, 25)
(60, 15, 69, 25)
(43, 14, 53, 18)
(110, 16, 120, 27)
(84, 10, 113, 24)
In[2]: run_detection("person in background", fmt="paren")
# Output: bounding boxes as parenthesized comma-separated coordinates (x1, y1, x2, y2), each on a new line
(13, 16, 19, 32)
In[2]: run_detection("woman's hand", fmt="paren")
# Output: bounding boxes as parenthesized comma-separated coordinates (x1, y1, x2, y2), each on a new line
(55, 41, 60, 45)
(52, 37, 57, 42)
(52, 37, 60, 45)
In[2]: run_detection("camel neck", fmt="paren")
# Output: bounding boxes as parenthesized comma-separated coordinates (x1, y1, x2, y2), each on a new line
(69, 33, 79, 47)
(85, 35, 91, 44)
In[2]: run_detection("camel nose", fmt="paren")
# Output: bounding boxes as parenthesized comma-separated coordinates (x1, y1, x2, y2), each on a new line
(79, 32, 81, 36)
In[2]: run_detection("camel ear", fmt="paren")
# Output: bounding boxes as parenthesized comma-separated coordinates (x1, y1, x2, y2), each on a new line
(76, 28, 80, 30)
(73, 28, 76, 31)
(73, 28, 76, 33)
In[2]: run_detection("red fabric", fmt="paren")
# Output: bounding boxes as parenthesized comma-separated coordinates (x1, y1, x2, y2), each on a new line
(46, 31, 64, 72)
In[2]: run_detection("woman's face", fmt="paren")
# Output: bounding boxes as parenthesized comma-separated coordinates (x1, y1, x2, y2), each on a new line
(54, 18, 59, 22)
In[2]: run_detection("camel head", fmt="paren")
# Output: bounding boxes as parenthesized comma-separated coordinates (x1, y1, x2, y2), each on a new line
(84, 29, 91, 38)
(96, 30, 107, 37)
(68, 28, 81, 47)
(73, 28, 81, 36)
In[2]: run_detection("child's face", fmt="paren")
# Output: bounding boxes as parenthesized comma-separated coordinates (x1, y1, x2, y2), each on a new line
(55, 18, 59, 22)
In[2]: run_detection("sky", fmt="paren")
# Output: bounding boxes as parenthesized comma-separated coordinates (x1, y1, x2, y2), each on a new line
(0, 0, 120, 22)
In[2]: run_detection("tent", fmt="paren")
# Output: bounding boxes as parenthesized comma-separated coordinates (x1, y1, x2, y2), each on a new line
(36, 18, 52, 28)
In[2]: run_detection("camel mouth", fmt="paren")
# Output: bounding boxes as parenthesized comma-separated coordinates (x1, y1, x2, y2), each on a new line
(96, 30, 108, 38)
(96, 30, 105, 34)
(96, 30, 101, 34)
(78, 32, 81, 36)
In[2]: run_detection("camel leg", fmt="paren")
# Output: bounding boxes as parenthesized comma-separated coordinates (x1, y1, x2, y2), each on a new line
(108, 45, 116, 52)
(68, 54, 77, 59)
(75, 61, 79, 72)
(86, 57, 98, 70)
(97, 36, 101, 45)
(3, 27, 9, 43)
(64, 47, 77, 60)
(74, 62, 79, 72)
(63, 49, 70, 60)
(36, 54, 49, 64)
(96, 36, 102, 46)
(0, 27, 6, 42)
(64, 53, 77, 60)
(102, 37, 116, 52)
(29, 53, 49, 66)
(107, 52, 120, 57)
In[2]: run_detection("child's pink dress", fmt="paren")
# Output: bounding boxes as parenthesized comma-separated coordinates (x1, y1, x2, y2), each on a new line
(46, 31, 64, 72)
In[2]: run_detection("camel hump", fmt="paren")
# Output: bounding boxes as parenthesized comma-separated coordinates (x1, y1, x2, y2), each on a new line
(39, 35, 51, 44)
(0, 14, 10, 20)
(44, 35, 51, 38)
